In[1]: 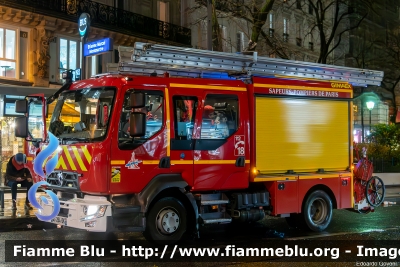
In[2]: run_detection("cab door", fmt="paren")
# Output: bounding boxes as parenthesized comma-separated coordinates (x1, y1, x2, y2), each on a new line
(109, 87, 168, 193)
(168, 90, 202, 186)
(193, 91, 250, 190)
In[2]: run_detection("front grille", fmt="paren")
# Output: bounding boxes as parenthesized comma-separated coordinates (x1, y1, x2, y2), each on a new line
(58, 208, 69, 218)
(47, 171, 80, 190)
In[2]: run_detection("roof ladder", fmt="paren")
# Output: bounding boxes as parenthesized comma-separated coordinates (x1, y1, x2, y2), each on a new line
(118, 42, 383, 87)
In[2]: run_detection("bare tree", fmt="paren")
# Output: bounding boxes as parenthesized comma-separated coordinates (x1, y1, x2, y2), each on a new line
(381, 32, 400, 111)
(344, 2, 400, 112)
(211, 0, 223, 51)
(187, 0, 276, 53)
(305, 0, 373, 64)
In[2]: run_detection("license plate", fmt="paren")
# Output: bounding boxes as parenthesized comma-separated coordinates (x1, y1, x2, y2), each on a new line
(51, 216, 67, 225)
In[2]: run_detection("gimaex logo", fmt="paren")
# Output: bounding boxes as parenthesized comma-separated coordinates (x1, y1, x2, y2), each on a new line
(28, 132, 60, 221)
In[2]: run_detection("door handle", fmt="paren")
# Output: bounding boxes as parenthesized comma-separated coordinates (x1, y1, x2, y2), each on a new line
(235, 156, 245, 167)
(159, 157, 170, 168)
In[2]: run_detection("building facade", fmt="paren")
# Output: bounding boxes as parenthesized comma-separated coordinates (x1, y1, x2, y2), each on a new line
(343, 0, 400, 142)
(185, 0, 334, 62)
(0, 0, 190, 178)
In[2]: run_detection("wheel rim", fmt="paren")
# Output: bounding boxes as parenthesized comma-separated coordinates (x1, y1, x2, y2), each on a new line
(155, 207, 180, 235)
(366, 177, 385, 207)
(309, 198, 328, 225)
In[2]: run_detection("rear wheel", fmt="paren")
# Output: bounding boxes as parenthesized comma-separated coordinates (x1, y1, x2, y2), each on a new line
(366, 176, 385, 207)
(303, 190, 332, 232)
(143, 197, 187, 244)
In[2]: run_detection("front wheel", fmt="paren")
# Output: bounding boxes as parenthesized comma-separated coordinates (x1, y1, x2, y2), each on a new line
(143, 197, 187, 244)
(303, 190, 332, 232)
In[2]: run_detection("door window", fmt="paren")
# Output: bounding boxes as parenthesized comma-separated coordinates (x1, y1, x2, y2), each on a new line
(201, 94, 238, 139)
(118, 90, 164, 145)
(173, 96, 197, 140)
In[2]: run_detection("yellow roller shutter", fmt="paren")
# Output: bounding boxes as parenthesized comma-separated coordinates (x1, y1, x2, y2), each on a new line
(255, 97, 350, 173)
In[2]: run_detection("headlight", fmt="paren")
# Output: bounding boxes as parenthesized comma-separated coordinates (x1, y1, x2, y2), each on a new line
(81, 205, 107, 221)
(86, 205, 99, 216)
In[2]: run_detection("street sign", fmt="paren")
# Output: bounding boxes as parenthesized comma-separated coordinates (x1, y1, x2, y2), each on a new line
(83, 38, 113, 57)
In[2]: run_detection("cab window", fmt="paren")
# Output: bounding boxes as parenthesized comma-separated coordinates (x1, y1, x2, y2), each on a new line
(201, 94, 238, 139)
(118, 90, 164, 146)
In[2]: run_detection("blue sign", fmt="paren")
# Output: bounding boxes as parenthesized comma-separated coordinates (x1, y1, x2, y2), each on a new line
(28, 132, 60, 221)
(83, 38, 113, 57)
(79, 13, 90, 38)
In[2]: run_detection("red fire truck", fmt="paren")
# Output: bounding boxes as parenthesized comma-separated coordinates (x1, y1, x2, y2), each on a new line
(15, 43, 385, 243)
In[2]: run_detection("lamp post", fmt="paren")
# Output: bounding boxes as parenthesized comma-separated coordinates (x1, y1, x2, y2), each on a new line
(366, 100, 375, 139)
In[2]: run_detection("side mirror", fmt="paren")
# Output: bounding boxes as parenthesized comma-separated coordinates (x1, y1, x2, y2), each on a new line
(130, 92, 145, 108)
(15, 99, 28, 113)
(129, 112, 146, 137)
(15, 117, 28, 138)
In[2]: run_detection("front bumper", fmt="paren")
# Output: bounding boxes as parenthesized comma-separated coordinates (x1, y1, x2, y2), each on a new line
(39, 193, 112, 232)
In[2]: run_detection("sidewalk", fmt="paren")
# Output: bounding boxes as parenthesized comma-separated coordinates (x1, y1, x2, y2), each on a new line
(385, 185, 400, 203)
(0, 187, 399, 232)
(0, 192, 57, 232)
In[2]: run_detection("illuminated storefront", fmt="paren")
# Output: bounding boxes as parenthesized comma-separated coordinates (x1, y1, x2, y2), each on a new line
(0, 95, 26, 178)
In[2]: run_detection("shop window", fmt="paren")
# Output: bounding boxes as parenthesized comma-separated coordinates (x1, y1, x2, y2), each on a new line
(201, 94, 238, 139)
(119, 90, 164, 145)
(59, 38, 80, 82)
(0, 28, 16, 78)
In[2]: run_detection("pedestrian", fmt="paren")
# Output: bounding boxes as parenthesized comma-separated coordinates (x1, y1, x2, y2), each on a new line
(4, 153, 33, 210)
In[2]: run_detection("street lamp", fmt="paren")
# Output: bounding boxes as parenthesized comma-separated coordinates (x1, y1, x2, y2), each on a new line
(366, 100, 375, 139)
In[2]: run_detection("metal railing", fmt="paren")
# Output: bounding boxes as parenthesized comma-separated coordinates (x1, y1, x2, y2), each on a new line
(0, 0, 191, 46)
(372, 158, 400, 173)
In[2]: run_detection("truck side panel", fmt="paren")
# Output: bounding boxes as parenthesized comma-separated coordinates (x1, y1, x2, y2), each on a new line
(255, 97, 350, 173)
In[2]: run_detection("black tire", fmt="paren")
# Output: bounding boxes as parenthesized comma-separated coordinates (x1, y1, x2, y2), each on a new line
(303, 190, 332, 232)
(366, 176, 385, 207)
(143, 197, 187, 244)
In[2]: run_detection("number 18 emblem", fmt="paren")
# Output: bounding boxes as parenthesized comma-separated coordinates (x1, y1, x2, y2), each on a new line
(234, 135, 245, 156)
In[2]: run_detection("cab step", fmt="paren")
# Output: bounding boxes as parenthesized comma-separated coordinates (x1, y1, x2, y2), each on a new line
(198, 193, 229, 205)
(196, 193, 232, 225)
(199, 212, 232, 224)
(112, 204, 141, 214)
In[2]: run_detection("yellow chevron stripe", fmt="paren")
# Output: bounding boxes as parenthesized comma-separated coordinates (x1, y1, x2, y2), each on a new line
(63, 146, 77, 170)
(81, 146, 92, 163)
(56, 155, 67, 169)
(27, 157, 33, 161)
(41, 151, 58, 167)
(72, 146, 87, 171)
(170, 83, 246, 91)
(245, 160, 250, 163)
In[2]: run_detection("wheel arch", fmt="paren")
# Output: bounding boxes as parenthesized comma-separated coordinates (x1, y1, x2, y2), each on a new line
(138, 174, 198, 233)
(301, 184, 337, 212)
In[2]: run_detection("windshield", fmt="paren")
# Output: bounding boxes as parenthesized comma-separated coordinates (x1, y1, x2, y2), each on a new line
(49, 87, 115, 141)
